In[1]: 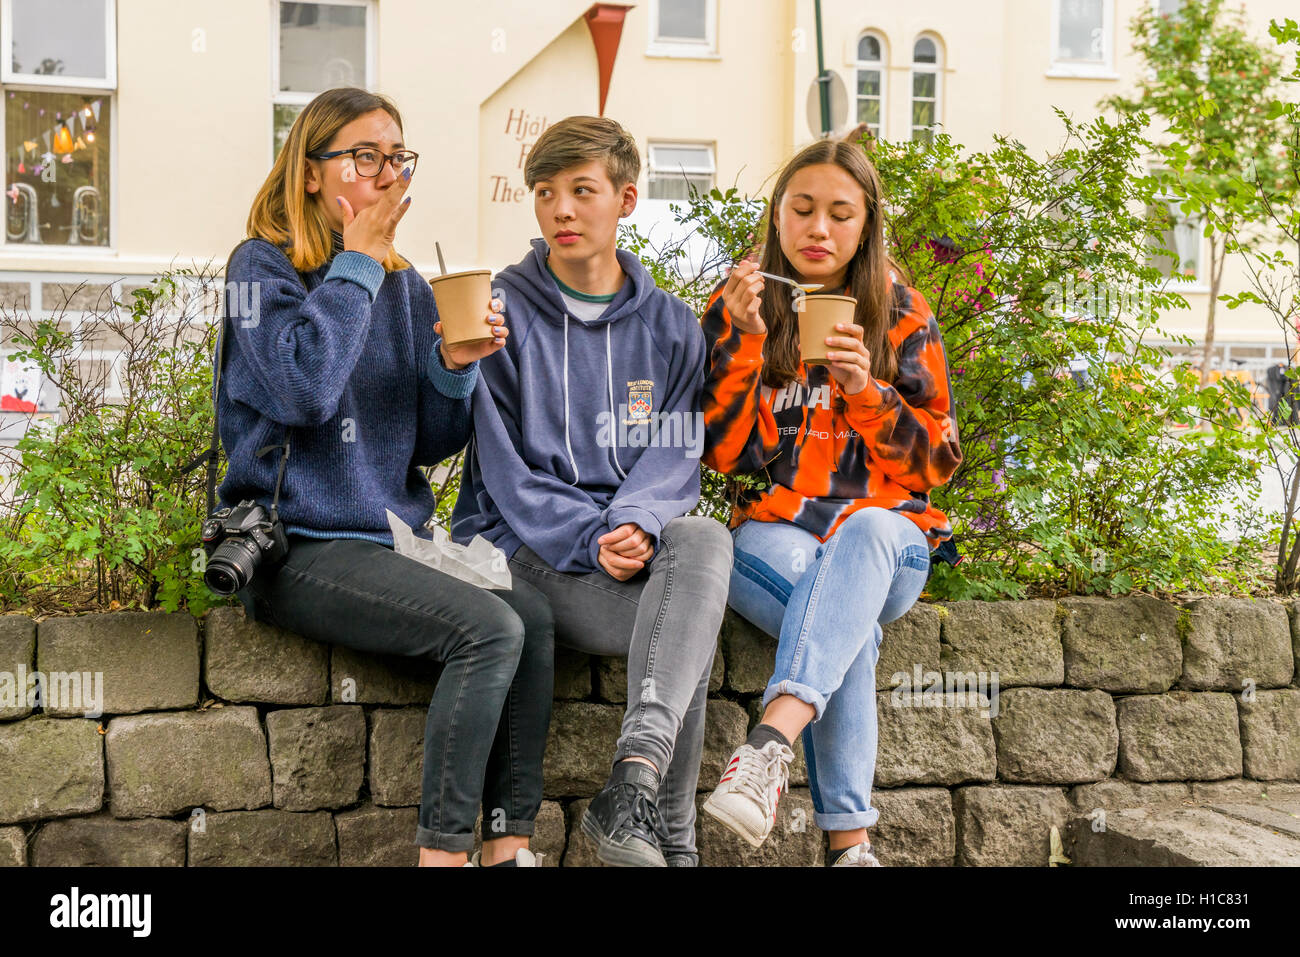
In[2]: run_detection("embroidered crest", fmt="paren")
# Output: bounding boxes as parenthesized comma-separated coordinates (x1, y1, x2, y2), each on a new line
(624, 379, 654, 425)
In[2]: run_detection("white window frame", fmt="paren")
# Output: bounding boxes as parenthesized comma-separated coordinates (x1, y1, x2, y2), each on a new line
(1, 0, 117, 90)
(646, 141, 716, 201)
(0, 0, 118, 254)
(646, 0, 719, 59)
(909, 33, 942, 145)
(854, 30, 887, 142)
(1047, 0, 1118, 79)
(1148, 187, 1208, 293)
(270, 0, 376, 159)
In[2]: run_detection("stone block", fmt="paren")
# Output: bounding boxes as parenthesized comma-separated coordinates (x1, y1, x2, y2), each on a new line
(875, 691, 997, 787)
(1238, 689, 1300, 780)
(553, 646, 592, 700)
(0, 617, 35, 720)
(697, 788, 823, 867)
(598, 649, 723, 703)
(1190, 779, 1300, 803)
(0, 717, 103, 823)
(542, 703, 622, 797)
(1177, 598, 1294, 691)
(37, 612, 199, 715)
(42, 282, 114, 312)
(1067, 780, 1193, 813)
(336, 805, 418, 866)
(31, 814, 186, 866)
(266, 706, 366, 811)
(1067, 803, 1300, 866)
(0, 826, 26, 866)
(368, 708, 424, 807)
(0, 281, 31, 311)
(699, 698, 749, 788)
(954, 784, 1072, 866)
(203, 606, 328, 705)
(1060, 595, 1182, 693)
(474, 800, 566, 867)
(878, 602, 943, 691)
(870, 786, 955, 866)
(721, 612, 775, 694)
(1116, 692, 1241, 782)
(939, 600, 1064, 687)
(105, 707, 271, 818)
(188, 810, 336, 866)
(991, 688, 1117, 783)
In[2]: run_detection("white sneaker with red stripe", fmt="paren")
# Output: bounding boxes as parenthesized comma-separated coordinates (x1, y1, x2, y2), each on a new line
(702, 740, 794, 849)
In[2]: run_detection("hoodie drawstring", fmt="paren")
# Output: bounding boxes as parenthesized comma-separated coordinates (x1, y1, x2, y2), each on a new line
(606, 323, 627, 480)
(562, 314, 581, 485)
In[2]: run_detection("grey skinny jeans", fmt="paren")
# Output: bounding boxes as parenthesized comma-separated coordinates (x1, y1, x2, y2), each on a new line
(507, 515, 732, 857)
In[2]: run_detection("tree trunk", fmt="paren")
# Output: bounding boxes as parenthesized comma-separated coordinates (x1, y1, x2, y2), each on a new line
(1198, 234, 1225, 388)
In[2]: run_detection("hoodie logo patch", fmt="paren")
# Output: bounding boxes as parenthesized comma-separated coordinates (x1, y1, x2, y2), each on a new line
(625, 380, 654, 424)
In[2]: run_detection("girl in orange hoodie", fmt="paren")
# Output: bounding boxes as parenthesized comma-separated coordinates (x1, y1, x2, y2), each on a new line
(699, 139, 962, 866)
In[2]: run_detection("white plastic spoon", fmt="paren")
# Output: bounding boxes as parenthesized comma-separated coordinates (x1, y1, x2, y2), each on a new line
(755, 270, 824, 293)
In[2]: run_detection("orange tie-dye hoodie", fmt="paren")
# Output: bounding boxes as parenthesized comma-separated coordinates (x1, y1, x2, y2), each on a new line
(700, 278, 962, 549)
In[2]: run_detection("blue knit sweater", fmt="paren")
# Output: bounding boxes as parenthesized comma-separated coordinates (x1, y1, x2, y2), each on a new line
(216, 237, 477, 545)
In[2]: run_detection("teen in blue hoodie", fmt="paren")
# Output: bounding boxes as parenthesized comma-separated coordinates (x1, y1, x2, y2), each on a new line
(451, 116, 733, 867)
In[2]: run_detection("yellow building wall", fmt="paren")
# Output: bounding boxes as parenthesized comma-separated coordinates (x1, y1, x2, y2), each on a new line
(0, 0, 1295, 345)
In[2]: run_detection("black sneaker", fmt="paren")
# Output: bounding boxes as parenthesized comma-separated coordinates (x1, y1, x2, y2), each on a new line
(580, 760, 669, 867)
(664, 852, 698, 867)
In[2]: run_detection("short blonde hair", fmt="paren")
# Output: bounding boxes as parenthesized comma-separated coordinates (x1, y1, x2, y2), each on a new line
(524, 115, 640, 191)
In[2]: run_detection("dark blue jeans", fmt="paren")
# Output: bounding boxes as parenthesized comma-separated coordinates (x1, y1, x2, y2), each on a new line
(238, 535, 555, 853)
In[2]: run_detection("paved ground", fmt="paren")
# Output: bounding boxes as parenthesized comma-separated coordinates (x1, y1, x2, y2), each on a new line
(1068, 798, 1300, 866)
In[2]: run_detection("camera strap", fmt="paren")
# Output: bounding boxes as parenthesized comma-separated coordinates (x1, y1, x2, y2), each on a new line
(180, 239, 293, 520)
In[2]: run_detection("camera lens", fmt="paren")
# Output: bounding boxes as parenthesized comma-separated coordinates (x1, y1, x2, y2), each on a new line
(204, 536, 261, 595)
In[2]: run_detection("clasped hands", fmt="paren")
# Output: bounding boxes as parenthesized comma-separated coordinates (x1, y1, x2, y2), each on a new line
(597, 523, 654, 581)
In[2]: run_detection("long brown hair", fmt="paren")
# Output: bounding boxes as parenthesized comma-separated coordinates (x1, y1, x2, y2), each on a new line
(246, 87, 409, 273)
(757, 139, 903, 388)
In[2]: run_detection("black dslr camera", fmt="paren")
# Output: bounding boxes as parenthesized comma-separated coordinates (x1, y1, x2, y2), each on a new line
(201, 500, 289, 596)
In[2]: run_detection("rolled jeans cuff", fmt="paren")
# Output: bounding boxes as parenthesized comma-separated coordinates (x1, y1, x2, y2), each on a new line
(761, 679, 828, 723)
(414, 826, 476, 853)
(814, 808, 880, 831)
(481, 819, 536, 839)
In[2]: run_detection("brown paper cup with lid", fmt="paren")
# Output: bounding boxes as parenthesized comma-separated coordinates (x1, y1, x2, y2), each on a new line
(798, 294, 858, 365)
(429, 270, 494, 347)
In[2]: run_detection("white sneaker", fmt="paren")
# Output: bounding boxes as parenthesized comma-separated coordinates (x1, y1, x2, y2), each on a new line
(702, 740, 794, 849)
(468, 847, 538, 867)
(831, 842, 881, 867)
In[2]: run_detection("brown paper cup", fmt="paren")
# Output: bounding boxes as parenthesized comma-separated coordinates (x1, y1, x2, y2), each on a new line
(798, 294, 858, 365)
(429, 269, 494, 347)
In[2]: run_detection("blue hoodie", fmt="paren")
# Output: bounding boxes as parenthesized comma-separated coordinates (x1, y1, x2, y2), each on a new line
(450, 238, 706, 575)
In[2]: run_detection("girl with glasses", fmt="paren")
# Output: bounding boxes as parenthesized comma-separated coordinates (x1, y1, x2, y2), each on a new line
(218, 87, 555, 867)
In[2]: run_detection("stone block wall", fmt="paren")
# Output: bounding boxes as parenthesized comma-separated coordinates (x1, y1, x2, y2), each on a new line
(2, 595, 1298, 866)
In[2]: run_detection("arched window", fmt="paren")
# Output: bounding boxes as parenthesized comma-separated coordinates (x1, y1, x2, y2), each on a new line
(910, 34, 942, 145)
(855, 31, 886, 141)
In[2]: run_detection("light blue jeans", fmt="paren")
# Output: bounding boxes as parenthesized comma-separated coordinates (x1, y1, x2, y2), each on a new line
(728, 507, 931, 831)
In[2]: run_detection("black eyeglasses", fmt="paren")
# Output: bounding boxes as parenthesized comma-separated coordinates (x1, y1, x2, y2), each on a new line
(307, 146, 419, 178)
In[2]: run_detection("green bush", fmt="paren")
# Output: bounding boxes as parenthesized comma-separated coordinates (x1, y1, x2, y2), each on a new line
(621, 114, 1272, 599)
(0, 270, 225, 615)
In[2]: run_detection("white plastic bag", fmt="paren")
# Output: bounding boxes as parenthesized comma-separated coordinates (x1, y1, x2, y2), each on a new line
(385, 509, 512, 590)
